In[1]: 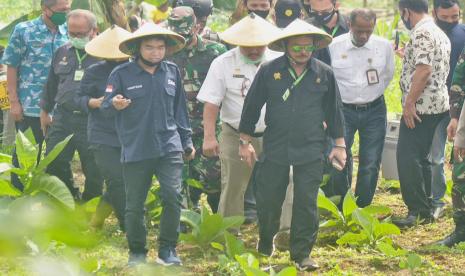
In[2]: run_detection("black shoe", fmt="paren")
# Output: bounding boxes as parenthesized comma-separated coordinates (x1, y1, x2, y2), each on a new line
(128, 253, 146, 267)
(435, 231, 465, 247)
(295, 257, 319, 271)
(432, 206, 445, 220)
(392, 213, 434, 229)
(257, 238, 274, 257)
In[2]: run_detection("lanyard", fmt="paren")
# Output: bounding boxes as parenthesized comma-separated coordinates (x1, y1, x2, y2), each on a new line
(327, 25, 339, 37)
(75, 49, 87, 69)
(288, 67, 308, 90)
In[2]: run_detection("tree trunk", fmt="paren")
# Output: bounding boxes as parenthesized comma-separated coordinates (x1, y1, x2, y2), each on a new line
(103, 0, 128, 30)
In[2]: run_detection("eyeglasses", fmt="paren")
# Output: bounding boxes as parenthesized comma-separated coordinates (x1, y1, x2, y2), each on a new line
(240, 77, 251, 98)
(290, 45, 318, 53)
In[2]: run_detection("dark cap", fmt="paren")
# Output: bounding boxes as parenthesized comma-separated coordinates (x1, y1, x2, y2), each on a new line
(274, 0, 302, 28)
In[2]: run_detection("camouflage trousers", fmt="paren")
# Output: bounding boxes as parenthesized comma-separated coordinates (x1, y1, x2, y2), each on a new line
(452, 160, 465, 229)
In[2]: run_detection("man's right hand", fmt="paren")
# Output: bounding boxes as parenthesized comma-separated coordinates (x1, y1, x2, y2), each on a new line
(454, 147, 465, 163)
(10, 100, 23, 122)
(40, 110, 52, 136)
(203, 136, 220, 157)
(447, 118, 458, 142)
(112, 95, 131, 110)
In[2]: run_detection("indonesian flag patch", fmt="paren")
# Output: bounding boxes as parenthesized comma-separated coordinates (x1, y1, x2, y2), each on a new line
(105, 85, 113, 93)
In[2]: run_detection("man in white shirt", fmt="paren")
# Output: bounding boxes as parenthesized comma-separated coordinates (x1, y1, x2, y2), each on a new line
(197, 14, 281, 220)
(329, 8, 395, 207)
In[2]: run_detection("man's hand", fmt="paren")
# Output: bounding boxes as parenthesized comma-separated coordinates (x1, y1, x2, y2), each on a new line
(239, 143, 257, 168)
(10, 100, 23, 122)
(112, 95, 131, 110)
(328, 147, 347, 171)
(203, 136, 220, 157)
(402, 102, 422, 129)
(40, 110, 52, 136)
(184, 147, 196, 161)
(448, 118, 458, 142)
(395, 47, 405, 59)
(454, 147, 465, 163)
(88, 97, 104, 109)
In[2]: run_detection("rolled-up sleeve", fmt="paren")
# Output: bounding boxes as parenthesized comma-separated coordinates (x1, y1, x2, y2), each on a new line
(196, 56, 226, 106)
(325, 70, 345, 139)
(239, 66, 266, 136)
(173, 67, 193, 149)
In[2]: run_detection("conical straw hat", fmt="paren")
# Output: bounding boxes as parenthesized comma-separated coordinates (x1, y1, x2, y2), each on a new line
(119, 22, 186, 56)
(219, 13, 282, 47)
(269, 19, 332, 52)
(85, 25, 132, 60)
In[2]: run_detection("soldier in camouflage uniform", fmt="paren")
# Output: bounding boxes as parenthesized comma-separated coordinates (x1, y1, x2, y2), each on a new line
(167, 6, 227, 212)
(436, 48, 465, 247)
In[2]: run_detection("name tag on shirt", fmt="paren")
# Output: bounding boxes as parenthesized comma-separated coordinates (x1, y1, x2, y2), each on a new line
(74, 70, 84, 81)
(366, 69, 379, 85)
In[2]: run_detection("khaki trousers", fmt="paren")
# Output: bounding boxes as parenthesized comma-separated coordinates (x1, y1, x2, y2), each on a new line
(218, 123, 262, 218)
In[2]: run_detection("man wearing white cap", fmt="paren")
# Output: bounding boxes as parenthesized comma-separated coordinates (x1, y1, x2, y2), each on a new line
(239, 19, 346, 271)
(101, 23, 194, 266)
(197, 13, 282, 222)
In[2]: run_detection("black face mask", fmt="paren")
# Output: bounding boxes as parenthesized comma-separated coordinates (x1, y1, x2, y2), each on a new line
(138, 55, 160, 67)
(310, 9, 336, 25)
(436, 18, 458, 33)
(401, 10, 412, 30)
(248, 9, 270, 19)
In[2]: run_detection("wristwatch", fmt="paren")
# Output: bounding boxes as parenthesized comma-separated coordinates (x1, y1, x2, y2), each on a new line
(239, 138, 251, 146)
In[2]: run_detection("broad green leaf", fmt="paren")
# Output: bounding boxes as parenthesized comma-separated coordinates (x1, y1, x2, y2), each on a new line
(210, 242, 224, 251)
(15, 131, 38, 171)
(23, 128, 37, 146)
(180, 209, 201, 234)
(83, 197, 101, 213)
(374, 223, 401, 239)
(276, 267, 297, 276)
(363, 205, 391, 215)
(320, 174, 331, 187)
(25, 174, 75, 209)
(198, 214, 224, 244)
(186, 178, 204, 189)
(343, 191, 358, 218)
(36, 135, 73, 173)
(318, 192, 343, 221)
(224, 231, 246, 259)
(319, 219, 339, 228)
(145, 190, 156, 205)
(403, 253, 422, 270)
(222, 215, 245, 231)
(0, 153, 12, 164)
(0, 163, 12, 174)
(352, 208, 376, 236)
(180, 233, 198, 244)
(0, 178, 21, 197)
(377, 242, 407, 257)
(336, 232, 368, 245)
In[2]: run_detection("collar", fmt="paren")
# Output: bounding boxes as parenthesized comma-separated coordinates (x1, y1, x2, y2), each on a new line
(37, 15, 67, 36)
(132, 59, 167, 75)
(346, 33, 374, 50)
(412, 16, 434, 32)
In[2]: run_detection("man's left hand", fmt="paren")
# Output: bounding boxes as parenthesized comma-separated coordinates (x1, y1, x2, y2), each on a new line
(403, 102, 422, 129)
(184, 147, 196, 161)
(328, 147, 347, 171)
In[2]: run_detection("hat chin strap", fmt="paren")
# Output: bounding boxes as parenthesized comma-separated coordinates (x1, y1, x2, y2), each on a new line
(138, 55, 161, 67)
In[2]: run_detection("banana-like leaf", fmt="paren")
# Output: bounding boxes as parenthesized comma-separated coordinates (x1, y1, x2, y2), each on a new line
(180, 209, 201, 234)
(317, 192, 343, 221)
(342, 191, 358, 218)
(15, 130, 39, 172)
(35, 135, 73, 173)
(224, 231, 246, 259)
(0, 178, 21, 197)
(25, 173, 75, 209)
(336, 232, 368, 245)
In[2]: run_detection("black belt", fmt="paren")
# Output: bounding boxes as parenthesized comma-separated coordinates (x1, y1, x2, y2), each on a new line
(343, 96, 384, 111)
(225, 123, 263, 138)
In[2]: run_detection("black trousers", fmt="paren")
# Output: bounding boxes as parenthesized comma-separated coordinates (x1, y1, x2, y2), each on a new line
(12, 116, 44, 190)
(92, 144, 126, 228)
(45, 107, 102, 201)
(254, 158, 323, 262)
(397, 112, 447, 217)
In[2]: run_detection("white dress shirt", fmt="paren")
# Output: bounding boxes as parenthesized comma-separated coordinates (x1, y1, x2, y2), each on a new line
(329, 33, 395, 104)
(197, 47, 282, 132)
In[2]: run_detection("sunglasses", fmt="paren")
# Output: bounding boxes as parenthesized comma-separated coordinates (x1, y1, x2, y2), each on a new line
(290, 45, 318, 53)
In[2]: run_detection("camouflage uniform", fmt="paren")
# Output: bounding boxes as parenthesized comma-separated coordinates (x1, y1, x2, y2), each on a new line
(450, 48, 465, 231)
(168, 8, 227, 211)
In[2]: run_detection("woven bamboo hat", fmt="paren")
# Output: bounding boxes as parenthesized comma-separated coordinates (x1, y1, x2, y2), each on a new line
(85, 25, 131, 60)
(119, 22, 186, 56)
(219, 13, 282, 47)
(269, 19, 332, 52)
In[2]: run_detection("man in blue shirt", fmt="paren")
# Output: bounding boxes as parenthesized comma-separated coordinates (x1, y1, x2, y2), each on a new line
(1, 0, 69, 189)
(430, 0, 465, 219)
(101, 23, 194, 266)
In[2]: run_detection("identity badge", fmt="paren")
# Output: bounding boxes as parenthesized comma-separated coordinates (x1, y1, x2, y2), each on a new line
(282, 89, 290, 102)
(74, 70, 84, 81)
(366, 69, 379, 85)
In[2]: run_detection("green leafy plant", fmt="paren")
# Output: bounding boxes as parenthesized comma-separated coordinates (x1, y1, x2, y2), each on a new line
(399, 253, 423, 274)
(180, 205, 244, 252)
(235, 253, 297, 276)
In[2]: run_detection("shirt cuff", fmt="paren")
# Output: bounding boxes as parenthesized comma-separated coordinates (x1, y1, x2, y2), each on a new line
(238, 121, 256, 136)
